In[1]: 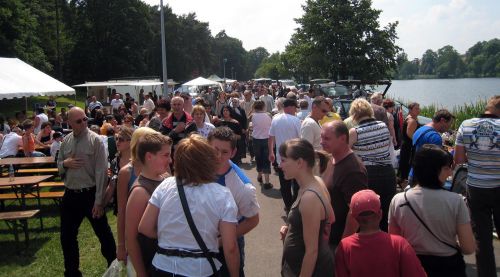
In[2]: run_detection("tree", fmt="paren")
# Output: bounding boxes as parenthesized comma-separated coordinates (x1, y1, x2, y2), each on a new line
(254, 52, 291, 80)
(0, 0, 52, 72)
(286, 0, 400, 80)
(419, 49, 438, 75)
(246, 47, 269, 78)
(436, 45, 465, 78)
(211, 30, 248, 80)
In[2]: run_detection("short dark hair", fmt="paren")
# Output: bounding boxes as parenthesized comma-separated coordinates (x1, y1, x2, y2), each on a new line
(413, 144, 453, 189)
(22, 119, 33, 130)
(105, 115, 115, 122)
(41, 121, 52, 129)
(207, 126, 237, 149)
(408, 102, 419, 111)
(137, 133, 172, 164)
(253, 100, 265, 111)
(432, 109, 454, 123)
(312, 96, 326, 108)
(53, 131, 63, 139)
(156, 99, 171, 111)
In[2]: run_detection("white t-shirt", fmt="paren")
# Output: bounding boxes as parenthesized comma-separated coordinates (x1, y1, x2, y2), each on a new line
(34, 113, 48, 135)
(0, 132, 22, 158)
(300, 117, 322, 150)
(251, 112, 272, 139)
(50, 140, 61, 157)
(110, 99, 124, 110)
(269, 113, 301, 164)
(143, 98, 155, 113)
(197, 122, 215, 138)
(259, 94, 275, 113)
(150, 177, 237, 277)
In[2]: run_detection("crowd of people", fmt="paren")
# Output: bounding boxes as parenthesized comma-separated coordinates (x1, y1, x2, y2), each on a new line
(0, 82, 498, 277)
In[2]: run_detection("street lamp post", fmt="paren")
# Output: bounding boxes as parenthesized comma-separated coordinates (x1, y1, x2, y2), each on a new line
(160, 0, 168, 99)
(231, 66, 234, 79)
(223, 58, 227, 81)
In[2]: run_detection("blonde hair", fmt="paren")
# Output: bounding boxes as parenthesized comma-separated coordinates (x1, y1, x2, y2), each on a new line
(349, 98, 374, 121)
(191, 105, 206, 116)
(130, 127, 158, 163)
(174, 134, 217, 185)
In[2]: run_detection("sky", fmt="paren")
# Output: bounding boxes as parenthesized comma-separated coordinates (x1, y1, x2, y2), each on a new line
(142, 0, 500, 59)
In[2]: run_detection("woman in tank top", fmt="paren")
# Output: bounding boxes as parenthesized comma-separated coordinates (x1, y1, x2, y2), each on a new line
(398, 102, 421, 183)
(113, 127, 142, 263)
(125, 132, 172, 277)
(279, 139, 335, 277)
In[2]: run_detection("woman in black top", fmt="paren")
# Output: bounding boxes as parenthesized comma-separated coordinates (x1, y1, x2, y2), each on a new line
(398, 102, 421, 182)
(279, 139, 334, 277)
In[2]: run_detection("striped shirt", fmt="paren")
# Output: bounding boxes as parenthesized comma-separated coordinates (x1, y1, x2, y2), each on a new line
(352, 119, 392, 166)
(455, 115, 500, 189)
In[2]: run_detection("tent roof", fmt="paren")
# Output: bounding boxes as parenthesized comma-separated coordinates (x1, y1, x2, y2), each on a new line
(207, 74, 224, 82)
(73, 80, 178, 87)
(182, 77, 219, 87)
(0, 57, 75, 100)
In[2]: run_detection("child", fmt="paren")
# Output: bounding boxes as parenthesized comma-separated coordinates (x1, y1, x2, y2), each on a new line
(125, 132, 172, 277)
(50, 131, 63, 158)
(22, 119, 46, 157)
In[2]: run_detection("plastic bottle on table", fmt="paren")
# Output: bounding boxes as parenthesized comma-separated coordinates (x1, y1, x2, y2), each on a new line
(9, 164, 15, 182)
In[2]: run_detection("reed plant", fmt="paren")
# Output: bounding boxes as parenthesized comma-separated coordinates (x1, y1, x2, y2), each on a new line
(418, 100, 487, 131)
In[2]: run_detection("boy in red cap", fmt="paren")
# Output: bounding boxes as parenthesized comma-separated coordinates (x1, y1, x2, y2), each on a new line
(335, 189, 427, 277)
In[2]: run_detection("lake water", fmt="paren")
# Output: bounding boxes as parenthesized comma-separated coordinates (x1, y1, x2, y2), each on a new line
(383, 78, 500, 109)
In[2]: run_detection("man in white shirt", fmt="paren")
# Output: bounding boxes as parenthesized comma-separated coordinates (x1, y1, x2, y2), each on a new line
(110, 93, 124, 113)
(268, 98, 301, 213)
(142, 94, 155, 114)
(0, 127, 23, 158)
(301, 96, 330, 150)
(259, 88, 275, 113)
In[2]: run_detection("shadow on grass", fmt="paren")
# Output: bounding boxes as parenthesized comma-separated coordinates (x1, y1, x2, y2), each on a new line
(0, 236, 50, 265)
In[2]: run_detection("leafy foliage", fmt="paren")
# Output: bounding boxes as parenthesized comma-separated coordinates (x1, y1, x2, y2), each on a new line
(282, 0, 401, 81)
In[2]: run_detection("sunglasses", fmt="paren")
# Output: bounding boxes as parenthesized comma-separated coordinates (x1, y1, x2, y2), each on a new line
(75, 117, 88, 124)
(321, 109, 329, 114)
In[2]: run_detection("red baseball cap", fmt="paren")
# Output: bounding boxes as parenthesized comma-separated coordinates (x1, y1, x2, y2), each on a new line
(350, 189, 381, 218)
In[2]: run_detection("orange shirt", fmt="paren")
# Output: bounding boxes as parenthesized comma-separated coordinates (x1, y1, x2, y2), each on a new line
(23, 134, 35, 152)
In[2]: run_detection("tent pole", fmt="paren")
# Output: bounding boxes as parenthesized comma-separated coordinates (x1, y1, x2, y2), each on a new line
(25, 96, 28, 113)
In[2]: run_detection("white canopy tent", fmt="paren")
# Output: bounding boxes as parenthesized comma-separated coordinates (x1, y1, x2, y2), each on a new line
(182, 77, 219, 87)
(73, 79, 178, 104)
(0, 57, 75, 100)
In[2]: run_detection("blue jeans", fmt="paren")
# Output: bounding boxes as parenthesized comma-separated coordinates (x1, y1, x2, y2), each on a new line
(27, 151, 46, 157)
(252, 138, 270, 174)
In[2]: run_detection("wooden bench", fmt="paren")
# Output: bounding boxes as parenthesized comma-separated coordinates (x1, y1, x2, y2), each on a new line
(0, 191, 65, 205)
(16, 168, 59, 175)
(0, 209, 40, 247)
(38, 182, 64, 189)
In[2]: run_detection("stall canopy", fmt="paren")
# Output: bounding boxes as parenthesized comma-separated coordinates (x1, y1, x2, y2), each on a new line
(182, 77, 219, 87)
(0, 57, 75, 100)
(207, 74, 224, 82)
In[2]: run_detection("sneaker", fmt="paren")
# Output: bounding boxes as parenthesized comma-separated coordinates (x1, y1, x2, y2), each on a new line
(263, 183, 273, 189)
(257, 176, 263, 183)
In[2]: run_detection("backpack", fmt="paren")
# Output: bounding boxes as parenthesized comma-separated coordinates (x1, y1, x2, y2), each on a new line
(409, 127, 435, 166)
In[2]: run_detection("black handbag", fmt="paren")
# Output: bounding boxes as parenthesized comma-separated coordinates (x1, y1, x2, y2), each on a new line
(177, 178, 219, 275)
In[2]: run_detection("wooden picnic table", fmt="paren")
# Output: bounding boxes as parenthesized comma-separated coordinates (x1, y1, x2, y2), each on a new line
(0, 157, 55, 166)
(0, 175, 54, 229)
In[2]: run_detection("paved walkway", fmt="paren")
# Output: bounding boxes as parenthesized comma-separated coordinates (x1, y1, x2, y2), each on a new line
(238, 156, 500, 277)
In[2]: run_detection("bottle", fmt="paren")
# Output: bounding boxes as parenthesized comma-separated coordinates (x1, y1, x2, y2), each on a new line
(9, 164, 15, 182)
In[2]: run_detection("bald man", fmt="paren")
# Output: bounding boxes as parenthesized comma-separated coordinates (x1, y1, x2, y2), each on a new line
(57, 107, 116, 276)
(321, 121, 368, 251)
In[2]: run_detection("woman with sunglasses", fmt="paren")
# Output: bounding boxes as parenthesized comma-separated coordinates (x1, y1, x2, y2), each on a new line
(388, 144, 475, 277)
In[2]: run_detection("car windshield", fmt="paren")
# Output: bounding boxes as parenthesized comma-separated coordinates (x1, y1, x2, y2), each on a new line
(324, 85, 349, 97)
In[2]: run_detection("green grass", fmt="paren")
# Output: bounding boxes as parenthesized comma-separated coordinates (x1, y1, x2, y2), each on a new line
(0, 92, 87, 120)
(0, 199, 117, 277)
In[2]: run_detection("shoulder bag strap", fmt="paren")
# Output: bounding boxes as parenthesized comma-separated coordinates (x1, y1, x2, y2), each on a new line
(413, 127, 435, 146)
(176, 178, 218, 274)
(401, 190, 460, 252)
